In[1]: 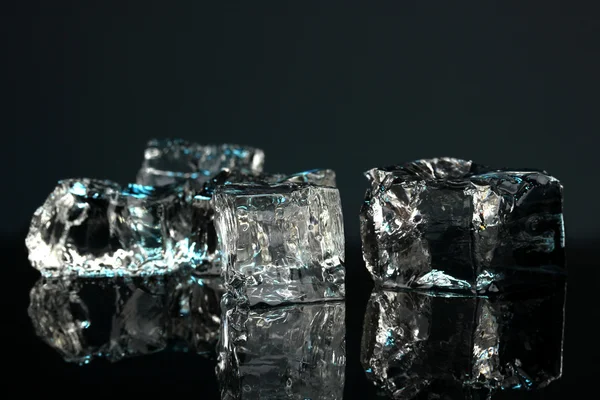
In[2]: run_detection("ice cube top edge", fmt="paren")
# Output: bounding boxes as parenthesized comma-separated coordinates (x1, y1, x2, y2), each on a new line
(364, 157, 555, 186)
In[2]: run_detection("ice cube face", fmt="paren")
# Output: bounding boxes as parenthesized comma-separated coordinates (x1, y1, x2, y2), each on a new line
(218, 300, 346, 400)
(360, 158, 565, 293)
(361, 284, 566, 398)
(136, 139, 265, 187)
(25, 179, 217, 277)
(28, 269, 224, 364)
(213, 183, 345, 306)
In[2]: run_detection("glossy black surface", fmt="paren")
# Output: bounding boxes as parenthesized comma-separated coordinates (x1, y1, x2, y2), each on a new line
(4, 235, 597, 398)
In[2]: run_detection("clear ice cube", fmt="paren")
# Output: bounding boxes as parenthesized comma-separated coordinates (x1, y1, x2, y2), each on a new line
(360, 158, 565, 293)
(136, 139, 265, 187)
(28, 269, 224, 364)
(213, 182, 345, 306)
(218, 299, 346, 400)
(361, 284, 566, 399)
(25, 179, 217, 277)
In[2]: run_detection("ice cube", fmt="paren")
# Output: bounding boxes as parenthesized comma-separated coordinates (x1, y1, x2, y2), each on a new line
(360, 158, 565, 293)
(25, 179, 216, 277)
(213, 181, 345, 306)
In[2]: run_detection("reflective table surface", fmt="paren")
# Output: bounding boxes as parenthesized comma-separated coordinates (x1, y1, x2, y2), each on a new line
(5, 236, 596, 399)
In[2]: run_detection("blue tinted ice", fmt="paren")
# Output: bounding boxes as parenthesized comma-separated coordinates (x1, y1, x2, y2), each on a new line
(25, 179, 217, 277)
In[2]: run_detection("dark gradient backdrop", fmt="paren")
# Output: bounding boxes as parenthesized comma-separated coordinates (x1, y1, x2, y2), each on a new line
(3, 2, 599, 398)
(4, 2, 600, 242)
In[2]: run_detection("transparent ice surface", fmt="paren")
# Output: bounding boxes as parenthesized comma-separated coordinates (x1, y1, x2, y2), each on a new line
(214, 182, 345, 306)
(360, 157, 565, 294)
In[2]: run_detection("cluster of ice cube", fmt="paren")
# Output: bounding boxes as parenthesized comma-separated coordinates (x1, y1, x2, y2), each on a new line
(27, 147, 566, 400)
(26, 139, 347, 400)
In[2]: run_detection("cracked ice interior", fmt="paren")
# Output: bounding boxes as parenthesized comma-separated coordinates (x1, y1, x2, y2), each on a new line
(214, 181, 345, 306)
(360, 157, 565, 294)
